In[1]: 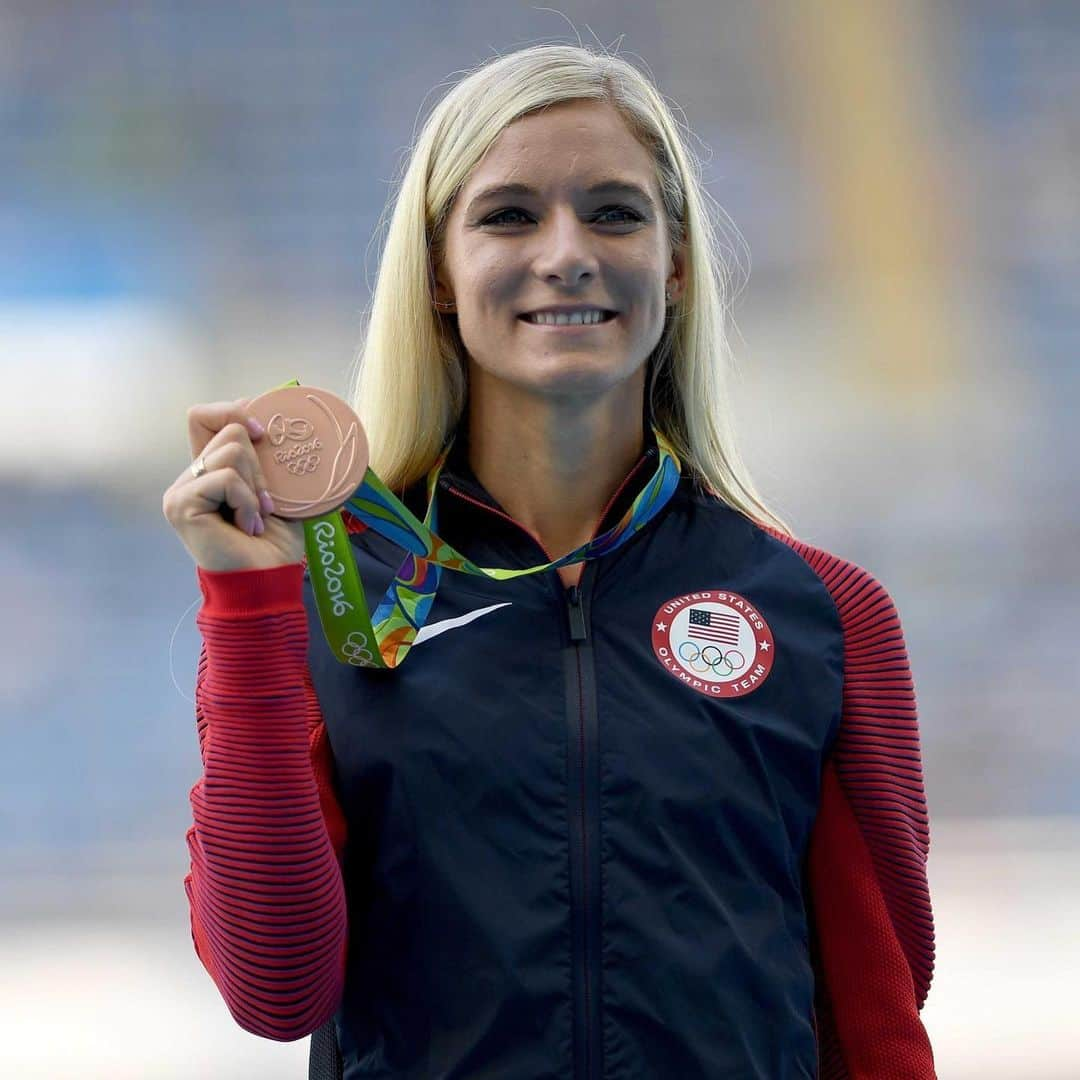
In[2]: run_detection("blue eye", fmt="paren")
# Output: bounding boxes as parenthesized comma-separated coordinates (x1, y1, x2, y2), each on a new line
(482, 205, 643, 226)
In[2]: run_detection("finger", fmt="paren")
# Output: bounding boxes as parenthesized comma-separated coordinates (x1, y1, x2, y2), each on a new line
(187, 397, 262, 459)
(187, 466, 264, 536)
(191, 425, 273, 513)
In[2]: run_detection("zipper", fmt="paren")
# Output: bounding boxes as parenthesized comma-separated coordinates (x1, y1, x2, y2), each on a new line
(439, 466, 650, 1080)
(559, 557, 602, 1080)
(567, 585, 587, 642)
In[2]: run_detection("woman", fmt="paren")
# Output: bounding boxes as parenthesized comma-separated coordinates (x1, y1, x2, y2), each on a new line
(164, 44, 937, 1079)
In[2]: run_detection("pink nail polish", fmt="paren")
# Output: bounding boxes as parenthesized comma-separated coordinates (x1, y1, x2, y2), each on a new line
(252, 514, 265, 535)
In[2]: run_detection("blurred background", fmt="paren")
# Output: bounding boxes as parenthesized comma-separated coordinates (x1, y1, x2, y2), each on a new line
(1, 1, 1077, 1076)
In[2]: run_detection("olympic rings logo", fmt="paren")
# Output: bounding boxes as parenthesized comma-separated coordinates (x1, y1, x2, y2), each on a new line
(342, 630, 376, 667)
(286, 455, 321, 475)
(677, 640, 746, 676)
(652, 592, 775, 699)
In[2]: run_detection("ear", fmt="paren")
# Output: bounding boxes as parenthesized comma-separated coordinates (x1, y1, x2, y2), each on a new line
(665, 240, 689, 304)
(433, 276, 455, 308)
(430, 255, 456, 309)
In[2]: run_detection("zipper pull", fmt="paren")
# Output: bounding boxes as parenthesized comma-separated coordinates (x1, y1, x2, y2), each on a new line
(567, 584, 588, 642)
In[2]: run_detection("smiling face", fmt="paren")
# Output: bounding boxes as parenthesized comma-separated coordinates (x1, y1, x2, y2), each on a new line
(433, 98, 685, 402)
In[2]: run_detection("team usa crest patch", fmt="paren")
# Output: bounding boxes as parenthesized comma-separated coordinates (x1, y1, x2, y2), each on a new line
(651, 590, 775, 698)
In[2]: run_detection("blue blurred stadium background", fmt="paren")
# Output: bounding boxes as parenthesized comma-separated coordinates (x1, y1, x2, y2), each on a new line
(1, 2, 1077, 1075)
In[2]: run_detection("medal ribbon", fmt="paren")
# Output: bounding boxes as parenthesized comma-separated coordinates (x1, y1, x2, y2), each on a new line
(272, 378, 683, 667)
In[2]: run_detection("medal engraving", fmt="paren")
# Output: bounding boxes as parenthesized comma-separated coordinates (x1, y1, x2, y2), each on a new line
(245, 385, 369, 519)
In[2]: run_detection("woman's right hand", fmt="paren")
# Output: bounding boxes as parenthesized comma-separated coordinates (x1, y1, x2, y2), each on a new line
(162, 397, 307, 572)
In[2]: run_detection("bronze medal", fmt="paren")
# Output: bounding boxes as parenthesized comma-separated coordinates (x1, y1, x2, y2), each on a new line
(245, 384, 369, 520)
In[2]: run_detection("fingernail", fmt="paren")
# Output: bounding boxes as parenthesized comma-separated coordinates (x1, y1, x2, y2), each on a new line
(252, 514, 265, 536)
(247, 417, 265, 438)
(259, 489, 274, 515)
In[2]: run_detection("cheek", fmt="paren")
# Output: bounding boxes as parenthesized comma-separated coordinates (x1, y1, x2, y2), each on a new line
(464, 250, 515, 300)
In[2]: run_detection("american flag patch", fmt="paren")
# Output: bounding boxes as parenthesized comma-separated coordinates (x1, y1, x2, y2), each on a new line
(687, 607, 741, 644)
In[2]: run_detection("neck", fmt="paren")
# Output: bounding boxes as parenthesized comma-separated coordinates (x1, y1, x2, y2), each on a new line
(464, 367, 648, 563)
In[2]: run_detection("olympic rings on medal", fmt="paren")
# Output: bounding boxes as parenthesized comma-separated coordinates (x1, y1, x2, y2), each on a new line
(676, 639, 745, 677)
(286, 455, 321, 476)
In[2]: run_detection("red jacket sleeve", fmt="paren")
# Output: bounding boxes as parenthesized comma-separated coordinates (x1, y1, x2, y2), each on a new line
(184, 561, 349, 1041)
(767, 531, 937, 1079)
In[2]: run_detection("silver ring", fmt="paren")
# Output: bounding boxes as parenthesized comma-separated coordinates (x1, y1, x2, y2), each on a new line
(190, 453, 208, 479)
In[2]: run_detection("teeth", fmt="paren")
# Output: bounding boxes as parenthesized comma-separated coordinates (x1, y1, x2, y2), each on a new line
(526, 310, 609, 325)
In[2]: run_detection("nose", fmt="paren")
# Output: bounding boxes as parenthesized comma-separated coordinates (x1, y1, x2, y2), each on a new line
(531, 205, 600, 289)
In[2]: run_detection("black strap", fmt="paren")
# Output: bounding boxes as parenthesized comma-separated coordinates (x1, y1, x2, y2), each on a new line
(308, 1017, 344, 1080)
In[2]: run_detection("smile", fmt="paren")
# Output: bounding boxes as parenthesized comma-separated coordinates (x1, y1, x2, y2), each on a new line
(518, 311, 618, 328)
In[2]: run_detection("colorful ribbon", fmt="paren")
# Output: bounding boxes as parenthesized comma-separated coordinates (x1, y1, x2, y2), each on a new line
(273, 378, 682, 667)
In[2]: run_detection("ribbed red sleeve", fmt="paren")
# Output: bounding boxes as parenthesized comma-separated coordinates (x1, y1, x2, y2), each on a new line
(765, 530, 936, 1079)
(183, 560, 349, 1042)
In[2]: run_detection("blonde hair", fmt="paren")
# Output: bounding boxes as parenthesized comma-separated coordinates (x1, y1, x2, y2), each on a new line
(346, 43, 793, 536)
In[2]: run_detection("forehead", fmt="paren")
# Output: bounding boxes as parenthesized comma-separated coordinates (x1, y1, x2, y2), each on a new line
(461, 99, 658, 198)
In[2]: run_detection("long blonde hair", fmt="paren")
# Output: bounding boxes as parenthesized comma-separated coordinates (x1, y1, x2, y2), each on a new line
(346, 43, 793, 536)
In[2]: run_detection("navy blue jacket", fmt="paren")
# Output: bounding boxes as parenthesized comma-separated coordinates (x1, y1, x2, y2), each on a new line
(300, 426, 937, 1079)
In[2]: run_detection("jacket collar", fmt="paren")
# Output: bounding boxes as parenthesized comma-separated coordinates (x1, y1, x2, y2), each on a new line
(437, 423, 660, 537)
(398, 423, 663, 554)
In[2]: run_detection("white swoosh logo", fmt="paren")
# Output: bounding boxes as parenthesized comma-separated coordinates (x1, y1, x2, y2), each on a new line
(413, 602, 512, 646)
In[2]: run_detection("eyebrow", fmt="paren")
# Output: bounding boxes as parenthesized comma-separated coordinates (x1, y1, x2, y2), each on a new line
(465, 179, 656, 216)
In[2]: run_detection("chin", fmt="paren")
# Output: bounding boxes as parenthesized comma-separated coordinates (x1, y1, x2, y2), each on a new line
(466, 342, 647, 397)
(515, 361, 640, 398)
